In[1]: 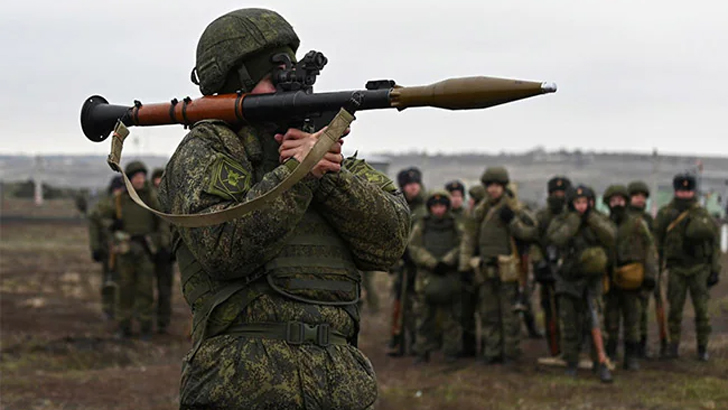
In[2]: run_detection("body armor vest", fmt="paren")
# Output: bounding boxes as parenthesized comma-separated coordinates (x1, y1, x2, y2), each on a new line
(422, 216, 459, 259)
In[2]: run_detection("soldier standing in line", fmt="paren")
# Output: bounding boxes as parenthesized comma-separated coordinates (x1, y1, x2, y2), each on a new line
(602, 185, 657, 371)
(459, 167, 537, 365)
(531, 176, 571, 356)
(409, 191, 463, 364)
(468, 184, 487, 212)
(547, 185, 616, 382)
(387, 167, 427, 357)
(88, 175, 125, 320)
(150, 168, 174, 334)
(654, 174, 720, 361)
(627, 180, 657, 357)
(445, 180, 467, 225)
(100, 161, 168, 340)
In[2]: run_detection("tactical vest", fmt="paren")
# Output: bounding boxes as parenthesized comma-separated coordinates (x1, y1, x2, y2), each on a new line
(615, 215, 646, 266)
(422, 216, 459, 259)
(178, 127, 362, 359)
(664, 204, 713, 267)
(477, 197, 513, 259)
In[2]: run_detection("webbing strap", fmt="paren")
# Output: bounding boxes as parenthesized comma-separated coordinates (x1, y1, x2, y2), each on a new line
(107, 108, 355, 228)
(287, 278, 355, 292)
(223, 321, 348, 347)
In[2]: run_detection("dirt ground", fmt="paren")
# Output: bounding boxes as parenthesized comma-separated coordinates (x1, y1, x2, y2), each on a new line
(1, 210, 727, 409)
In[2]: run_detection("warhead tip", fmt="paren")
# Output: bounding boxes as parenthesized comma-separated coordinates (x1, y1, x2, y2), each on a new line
(541, 82, 557, 93)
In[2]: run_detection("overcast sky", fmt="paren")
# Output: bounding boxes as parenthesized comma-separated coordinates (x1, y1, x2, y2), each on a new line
(1, 0, 726, 158)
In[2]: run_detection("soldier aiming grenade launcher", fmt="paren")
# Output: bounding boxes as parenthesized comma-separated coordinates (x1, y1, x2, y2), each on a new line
(80, 50, 557, 227)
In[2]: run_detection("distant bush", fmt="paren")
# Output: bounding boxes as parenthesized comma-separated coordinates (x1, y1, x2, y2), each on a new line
(5, 179, 73, 200)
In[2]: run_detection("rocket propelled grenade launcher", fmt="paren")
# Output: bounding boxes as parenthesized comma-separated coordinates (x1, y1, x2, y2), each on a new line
(81, 50, 556, 142)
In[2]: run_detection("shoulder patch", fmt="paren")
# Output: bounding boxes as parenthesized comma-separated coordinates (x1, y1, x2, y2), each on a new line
(206, 154, 252, 202)
(343, 157, 397, 194)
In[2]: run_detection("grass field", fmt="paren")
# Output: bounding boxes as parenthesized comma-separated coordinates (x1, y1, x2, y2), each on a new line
(1, 200, 727, 410)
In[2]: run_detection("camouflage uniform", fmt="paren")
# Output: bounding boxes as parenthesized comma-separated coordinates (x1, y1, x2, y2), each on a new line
(88, 176, 124, 319)
(627, 181, 656, 356)
(159, 10, 410, 409)
(547, 185, 616, 380)
(151, 167, 174, 333)
(459, 167, 537, 363)
(409, 191, 463, 361)
(99, 162, 168, 337)
(388, 168, 427, 356)
(530, 176, 571, 356)
(602, 185, 658, 370)
(653, 174, 720, 360)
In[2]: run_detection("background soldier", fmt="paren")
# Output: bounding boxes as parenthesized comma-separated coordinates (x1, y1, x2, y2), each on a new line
(150, 168, 174, 334)
(460, 167, 537, 365)
(602, 185, 657, 371)
(654, 174, 720, 361)
(468, 184, 487, 212)
(158, 8, 410, 409)
(388, 167, 427, 357)
(547, 185, 615, 382)
(103, 161, 167, 340)
(409, 191, 463, 364)
(627, 180, 656, 357)
(445, 180, 467, 224)
(88, 175, 125, 320)
(531, 176, 571, 356)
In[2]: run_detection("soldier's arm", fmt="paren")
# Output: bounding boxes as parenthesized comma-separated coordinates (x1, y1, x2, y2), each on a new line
(312, 157, 410, 271)
(653, 208, 670, 267)
(586, 212, 616, 249)
(509, 209, 538, 242)
(639, 220, 659, 282)
(459, 204, 484, 271)
(149, 189, 171, 250)
(546, 211, 581, 247)
(407, 221, 438, 270)
(162, 124, 316, 279)
(87, 204, 104, 253)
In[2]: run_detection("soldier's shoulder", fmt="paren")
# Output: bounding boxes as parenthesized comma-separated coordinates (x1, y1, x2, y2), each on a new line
(343, 156, 398, 194)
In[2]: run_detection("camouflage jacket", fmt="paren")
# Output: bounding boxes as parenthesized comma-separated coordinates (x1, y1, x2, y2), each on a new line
(612, 213, 658, 285)
(459, 194, 537, 271)
(159, 120, 410, 407)
(88, 195, 113, 254)
(654, 198, 720, 275)
(546, 210, 616, 296)
(628, 205, 654, 229)
(94, 186, 169, 251)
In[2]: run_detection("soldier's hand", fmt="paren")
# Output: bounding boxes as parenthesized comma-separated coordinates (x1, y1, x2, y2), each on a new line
(707, 271, 719, 288)
(276, 128, 344, 179)
(499, 206, 515, 224)
(642, 276, 656, 291)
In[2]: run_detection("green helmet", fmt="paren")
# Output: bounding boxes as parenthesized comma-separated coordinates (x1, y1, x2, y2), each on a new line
(426, 190, 452, 210)
(628, 181, 650, 198)
(481, 166, 509, 186)
(125, 161, 148, 178)
(192, 9, 300, 95)
(468, 184, 486, 203)
(602, 184, 629, 205)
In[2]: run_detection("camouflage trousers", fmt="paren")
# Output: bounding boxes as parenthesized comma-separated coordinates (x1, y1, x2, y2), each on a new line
(559, 294, 597, 365)
(181, 335, 377, 410)
(98, 258, 117, 318)
(116, 243, 154, 332)
(154, 253, 174, 330)
(604, 288, 641, 345)
(667, 268, 712, 347)
(391, 269, 417, 354)
(413, 293, 462, 357)
(638, 291, 650, 342)
(479, 279, 521, 361)
(461, 279, 478, 355)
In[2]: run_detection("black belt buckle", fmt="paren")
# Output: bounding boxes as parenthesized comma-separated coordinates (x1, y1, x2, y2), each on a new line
(285, 321, 305, 345)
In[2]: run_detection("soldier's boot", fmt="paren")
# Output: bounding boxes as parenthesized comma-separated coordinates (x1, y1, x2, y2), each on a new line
(659, 339, 669, 359)
(524, 312, 543, 339)
(565, 362, 578, 378)
(623, 343, 640, 371)
(386, 334, 405, 358)
(597, 363, 613, 383)
(697, 345, 709, 362)
(637, 335, 647, 359)
(665, 342, 679, 360)
(606, 338, 618, 363)
(414, 351, 430, 365)
(461, 333, 477, 357)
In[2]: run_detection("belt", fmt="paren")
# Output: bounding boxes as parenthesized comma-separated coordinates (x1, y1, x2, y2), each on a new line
(223, 321, 348, 347)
